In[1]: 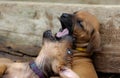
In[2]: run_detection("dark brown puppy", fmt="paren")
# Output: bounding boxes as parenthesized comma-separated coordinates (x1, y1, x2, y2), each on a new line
(56, 11, 101, 78)
(0, 30, 79, 78)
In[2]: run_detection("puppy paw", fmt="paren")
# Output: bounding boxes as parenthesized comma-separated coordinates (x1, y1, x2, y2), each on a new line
(59, 67, 80, 78)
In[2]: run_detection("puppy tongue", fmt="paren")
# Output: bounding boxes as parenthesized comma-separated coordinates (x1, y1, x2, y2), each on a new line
(56, 28, 69, 38)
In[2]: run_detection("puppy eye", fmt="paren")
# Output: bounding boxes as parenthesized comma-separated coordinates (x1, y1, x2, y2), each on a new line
(67, 49, 73, 55)
(77, 20, 84, 29)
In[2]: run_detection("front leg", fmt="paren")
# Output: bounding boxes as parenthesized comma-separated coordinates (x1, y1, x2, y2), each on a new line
(59, 67, 80, 78)
(0, 64, 7, 77)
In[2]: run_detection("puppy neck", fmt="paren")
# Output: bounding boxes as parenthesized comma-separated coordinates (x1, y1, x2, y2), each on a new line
(74, 41, 88, 50)
(34, 51, 54, 78)
(73, 41, 90, 57)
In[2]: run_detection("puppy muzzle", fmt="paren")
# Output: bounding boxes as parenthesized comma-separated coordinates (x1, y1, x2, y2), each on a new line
(43, 30, 56, 41)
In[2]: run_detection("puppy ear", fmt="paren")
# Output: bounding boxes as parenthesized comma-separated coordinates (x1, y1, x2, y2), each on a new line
(87, 30, 101, 55)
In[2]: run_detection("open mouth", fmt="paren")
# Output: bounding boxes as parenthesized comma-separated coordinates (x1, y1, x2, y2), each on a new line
(56, 13, 73, 38)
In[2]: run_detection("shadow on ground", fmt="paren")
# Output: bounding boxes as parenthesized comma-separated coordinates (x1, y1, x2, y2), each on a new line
(98, 72, 120, 78)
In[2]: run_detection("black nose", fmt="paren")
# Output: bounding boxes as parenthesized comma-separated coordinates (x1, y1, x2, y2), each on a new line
(61, 13, 69, 18)
(43, 30, 56, 41)
(43, 30, 52, 38)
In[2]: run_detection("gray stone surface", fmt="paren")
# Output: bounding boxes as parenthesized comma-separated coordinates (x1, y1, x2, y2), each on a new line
(0, 2, 120, 73)
(0, 0, 120, 5)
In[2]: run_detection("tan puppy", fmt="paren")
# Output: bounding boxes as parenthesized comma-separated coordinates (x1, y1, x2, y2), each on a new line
(56, 11, 101, 78)
(0, 58, 13, 77)
(0, 64, 7, 78)
(1, 30, 79, 78)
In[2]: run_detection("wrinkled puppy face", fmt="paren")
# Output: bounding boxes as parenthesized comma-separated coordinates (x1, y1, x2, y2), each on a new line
(43, 30, 73, 73)
(56, 11, 101, 53)
(73, 11, 100, 43)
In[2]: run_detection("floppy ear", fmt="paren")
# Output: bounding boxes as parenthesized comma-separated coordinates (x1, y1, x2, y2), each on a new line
(87, 30, 101, 55)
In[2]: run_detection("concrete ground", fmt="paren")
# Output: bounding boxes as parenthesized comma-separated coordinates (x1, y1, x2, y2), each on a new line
(0, 0, 120, 5)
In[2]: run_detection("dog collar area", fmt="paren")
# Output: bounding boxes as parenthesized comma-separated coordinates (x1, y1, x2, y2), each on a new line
(76, 48, 86, 52)
(29, 61, 45, 78)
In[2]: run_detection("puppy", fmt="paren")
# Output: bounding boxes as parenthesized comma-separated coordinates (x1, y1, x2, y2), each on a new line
(0, 58, 13, 77)
(1, 30, 79, 78)
(56, 11, 101, 78)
